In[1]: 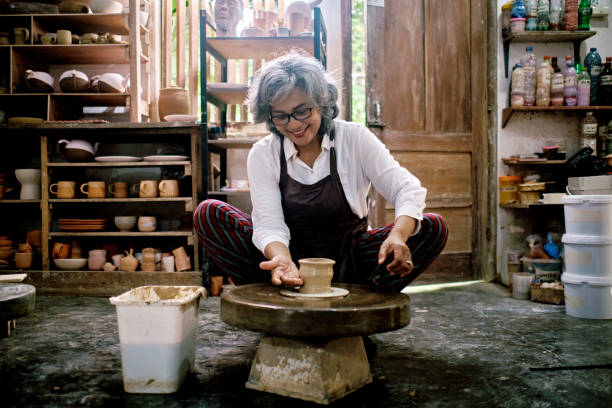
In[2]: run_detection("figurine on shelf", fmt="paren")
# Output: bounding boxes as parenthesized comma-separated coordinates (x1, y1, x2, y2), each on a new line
(284, 0, 323, 35)
(214, 0, 243, 37)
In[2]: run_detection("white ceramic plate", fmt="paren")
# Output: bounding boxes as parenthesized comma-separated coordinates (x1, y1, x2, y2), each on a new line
(95, 156, 142, 162)
(143, 155, 189, 162)
(164, 114, 199, 122)
(0, 274, 27, 283)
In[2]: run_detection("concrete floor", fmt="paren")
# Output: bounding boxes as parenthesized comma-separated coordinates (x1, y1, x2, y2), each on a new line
(1, 282, 611, 408)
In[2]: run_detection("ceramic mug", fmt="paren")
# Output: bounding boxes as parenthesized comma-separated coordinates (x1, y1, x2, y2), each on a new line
(81, 33, 98, 44)
(80, 181, 106, 198)
(57, 29, 72, 45)
(14, 251, 33, 269)
(13, 27, 29, 45)
(52, 242, 71, 259)
(158, 179, 179, 197)
(0, 32, 9, 45)
(108, 181, 129, 198)
(137, 216, 156, 232)
(41, 33, 56, 45)
(162, 255, 175, 272)
(132, 180, 158, 198)
(49, 181, 76, 199)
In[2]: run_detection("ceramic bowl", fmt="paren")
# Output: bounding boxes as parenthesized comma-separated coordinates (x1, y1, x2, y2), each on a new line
(114, 216, 137, 231)
(90, 0, 123, 13)
(54, 257, 87, 270)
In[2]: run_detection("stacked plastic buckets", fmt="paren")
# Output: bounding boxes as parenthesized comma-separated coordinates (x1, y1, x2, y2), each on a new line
(561, 195, 612, 319)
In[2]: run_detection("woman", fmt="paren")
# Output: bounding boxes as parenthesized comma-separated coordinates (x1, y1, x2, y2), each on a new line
(195, 50, 448, 291)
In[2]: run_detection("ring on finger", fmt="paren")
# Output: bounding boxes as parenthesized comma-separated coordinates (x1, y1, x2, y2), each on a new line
(406, 260, 413, 267)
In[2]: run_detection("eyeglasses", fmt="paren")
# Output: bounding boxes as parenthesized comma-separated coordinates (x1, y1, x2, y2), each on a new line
(269, 107, 313, 126)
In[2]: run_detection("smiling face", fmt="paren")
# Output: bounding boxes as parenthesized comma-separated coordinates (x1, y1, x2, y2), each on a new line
(270, 88, 322, 152)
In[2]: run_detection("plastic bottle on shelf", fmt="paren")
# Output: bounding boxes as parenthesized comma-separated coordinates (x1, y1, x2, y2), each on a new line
(526, 0, 538, 30)
(577, 67, 591, 106)
(580, 112, 598, 155)
(536, 62, 552, 106)
(564, 0, 578, 31)
(597, 123, 609, 158)
(537, 0, 550, 30)
(564, 62, 578, 106)
(511, 0, 527, 33)
(578, 0, 591, 30)
(551, 66, 565, 106)
(600, 57, 612, 106)
(563, 55, 573, 76)
(584, 48, 602, 105)
(543, 55, 554, 75)
(550, 0, 563, 29)
(521, 46, 537, 106)
(575, 56, 582, 74)
(511, 64, 526, 107)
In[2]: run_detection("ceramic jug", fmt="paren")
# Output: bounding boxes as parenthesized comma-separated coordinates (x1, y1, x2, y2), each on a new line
(56, 139, 99, 161)
(25, 70, 54, 92)
(91, 73, 128, 93)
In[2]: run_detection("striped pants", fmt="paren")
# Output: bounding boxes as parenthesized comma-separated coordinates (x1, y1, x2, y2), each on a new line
(194, 199, 448, 291)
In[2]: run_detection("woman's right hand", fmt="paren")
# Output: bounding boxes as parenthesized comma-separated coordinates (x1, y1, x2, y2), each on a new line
(259, 255, 303, 287)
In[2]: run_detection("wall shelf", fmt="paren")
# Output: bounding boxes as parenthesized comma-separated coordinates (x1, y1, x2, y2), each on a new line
(500, 203, 563, 209)
(502, 106, 612, 128)
(502, 30, 596, 77)
(502, 158, 566, 165)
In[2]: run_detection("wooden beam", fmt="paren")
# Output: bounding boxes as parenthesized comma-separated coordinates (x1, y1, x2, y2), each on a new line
(341, 0, 351, 121)
(176, 0, 186, 88)
(188, 0, 199, 115)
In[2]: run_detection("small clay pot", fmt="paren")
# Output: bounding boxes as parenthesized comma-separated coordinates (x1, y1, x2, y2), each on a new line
(14, 252, 33, 269)
(120, 249, 138, 272)
(298, 258, 335, 294)
(158, 87, 190, 121)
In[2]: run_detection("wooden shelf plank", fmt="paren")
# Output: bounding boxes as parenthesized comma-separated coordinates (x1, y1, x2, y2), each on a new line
(500, 203, 562, 209)
(206, 83, 248, 105)
(502, 106, 612, 128)
(49, 231, 194, 237)
(47, 161, 189, 167)
(502, 158, 566, 165)
(503, 31, 596, 43)
(206, 36, 315, 61)
(0, 199, 41, 204)
(208, 139, 258, 149)
(49, 197, 192, 203)
(208, 190, 250, 196)
(11, 44, 149, 64)
(2, 93, 129, 106)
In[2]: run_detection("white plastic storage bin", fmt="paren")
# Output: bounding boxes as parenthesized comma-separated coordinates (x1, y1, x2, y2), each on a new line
(109, 286, 205, 393)
(562, 234, 612, 278)
(562, 195, 612, 236)
(561, 273, 612, 319)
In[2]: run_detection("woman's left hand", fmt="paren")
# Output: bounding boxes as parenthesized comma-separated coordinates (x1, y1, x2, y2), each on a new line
(377, 235, 414, 277)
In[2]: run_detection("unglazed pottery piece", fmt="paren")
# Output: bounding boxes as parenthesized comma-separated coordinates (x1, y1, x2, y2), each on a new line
(298, 257, 335, 294)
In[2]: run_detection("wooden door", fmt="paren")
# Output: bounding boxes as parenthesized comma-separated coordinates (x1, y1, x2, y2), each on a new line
(365, 0, 487, 283)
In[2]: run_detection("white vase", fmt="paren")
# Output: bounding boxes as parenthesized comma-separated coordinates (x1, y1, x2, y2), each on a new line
(15, 169, 41, 200)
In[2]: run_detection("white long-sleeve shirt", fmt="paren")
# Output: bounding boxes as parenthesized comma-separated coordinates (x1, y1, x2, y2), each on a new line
(246, 119, 427, 254)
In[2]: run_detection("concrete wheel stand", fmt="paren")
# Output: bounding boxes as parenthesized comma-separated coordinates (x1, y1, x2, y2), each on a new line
(221, 284, 410, 405)
(0, 284, 36, 337)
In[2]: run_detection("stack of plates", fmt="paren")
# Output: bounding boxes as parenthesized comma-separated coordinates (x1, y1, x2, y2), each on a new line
(59, 218, 107, 231)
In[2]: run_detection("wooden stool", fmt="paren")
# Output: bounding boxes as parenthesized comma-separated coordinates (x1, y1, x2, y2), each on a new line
(221, 284, 410, 405)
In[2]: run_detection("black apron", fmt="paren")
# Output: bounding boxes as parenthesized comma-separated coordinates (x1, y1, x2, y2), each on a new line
(279, 130, 368, 283)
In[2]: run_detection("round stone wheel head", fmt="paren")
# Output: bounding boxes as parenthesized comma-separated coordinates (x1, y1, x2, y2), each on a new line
(221, 283, 410, 337)
(0, 284, 36, 320)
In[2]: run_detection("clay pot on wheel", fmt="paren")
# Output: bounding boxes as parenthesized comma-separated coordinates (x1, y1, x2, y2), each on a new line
(298, 258, 335, 294)
(158, 87, 190, 121)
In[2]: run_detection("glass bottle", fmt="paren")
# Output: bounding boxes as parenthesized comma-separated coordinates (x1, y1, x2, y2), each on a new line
(578, 0, 591, 30)
(580, 112, 598, 155)
(551, 56, 560, 72)
(577, 67, 590, 106)
(600, 57, 612, 106)
(597, 123, 609, 158)
(551, 67, 565, 106)
(537, 0, 550, 30)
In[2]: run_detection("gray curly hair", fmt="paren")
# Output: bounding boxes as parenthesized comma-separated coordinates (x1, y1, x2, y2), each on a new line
(247, 49, 339, 138)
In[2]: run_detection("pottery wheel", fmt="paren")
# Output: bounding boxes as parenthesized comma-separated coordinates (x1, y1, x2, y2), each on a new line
(221, 283, 410, 337)
(279, 286, 349, 299)
(0, 284, 36, 337)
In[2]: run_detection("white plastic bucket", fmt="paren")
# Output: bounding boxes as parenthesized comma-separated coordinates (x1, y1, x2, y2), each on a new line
(561, 273, 612, 319)
(109, 286, 205, 393)
(562, 234, 612, 278)
(562, 195, 612, 236)
(512, 273, 534, 300)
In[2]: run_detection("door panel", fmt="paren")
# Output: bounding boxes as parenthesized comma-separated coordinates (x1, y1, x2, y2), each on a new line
(366, 0, 487, 282)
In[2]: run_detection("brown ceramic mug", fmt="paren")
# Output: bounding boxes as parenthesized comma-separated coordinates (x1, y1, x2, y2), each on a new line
(52, 242, 71, 259)
(108, 181, 129, 198)
(80, 181, 106, 198)
(14, 251, 33, 269)
(132, 180, 158, 198)
(49, 181, 76, 199)
(158, 179, 179, 197)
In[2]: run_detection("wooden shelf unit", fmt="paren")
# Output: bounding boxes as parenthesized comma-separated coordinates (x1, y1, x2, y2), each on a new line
(0, 122, 203, 295)
(502, 106, 612, 128)
(0, 0, 155, 122)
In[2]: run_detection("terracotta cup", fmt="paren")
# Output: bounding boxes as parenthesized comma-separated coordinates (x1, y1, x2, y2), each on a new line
(158, 179, 179, 197)
(132, 180, 158, 198)
(14, 251, 33, 269)
(174, 255, 191, 272)
(137, 216, 156, 232)
(108, 181, 129, 198)
(0, 185, 13, 199)
(13, 27, 29, 45)
(49, 181, 76, 199)
(298, 258, 336, 294)
(158, 87, 190, 121)
(80, 181, 106, 198)
(52, 242, 71, 259)
(57, 29, 71, 45)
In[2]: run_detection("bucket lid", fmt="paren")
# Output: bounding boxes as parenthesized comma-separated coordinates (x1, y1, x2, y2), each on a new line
(562, 234, 612, 245)
(563, 194, 612, 204)
(562, 272, 612, 286)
